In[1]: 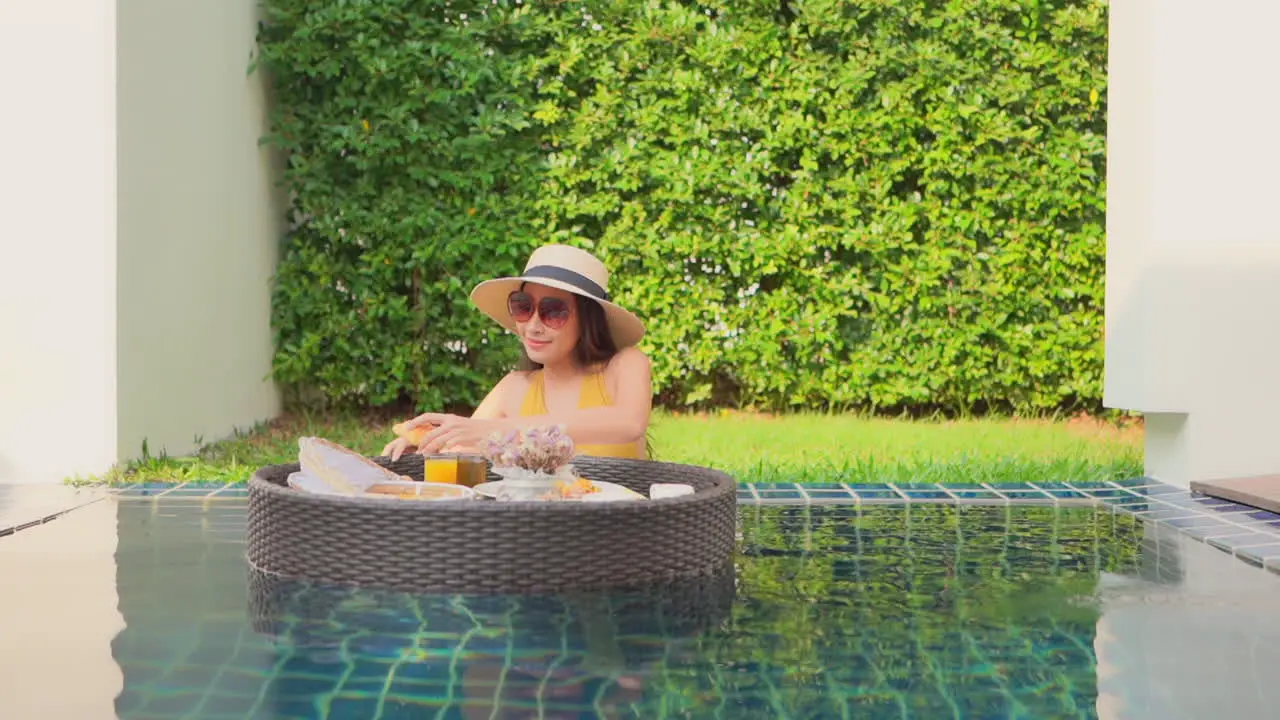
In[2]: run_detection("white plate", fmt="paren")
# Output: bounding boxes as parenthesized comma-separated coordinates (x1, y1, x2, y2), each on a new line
(472, 479, 644, 502)
(288, 473, 475, 501)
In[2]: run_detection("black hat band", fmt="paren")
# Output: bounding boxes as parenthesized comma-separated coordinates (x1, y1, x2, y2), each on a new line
(522, 265, 609, 301)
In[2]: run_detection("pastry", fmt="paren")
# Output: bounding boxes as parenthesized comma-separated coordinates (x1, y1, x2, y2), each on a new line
(392, 421, 433, 446)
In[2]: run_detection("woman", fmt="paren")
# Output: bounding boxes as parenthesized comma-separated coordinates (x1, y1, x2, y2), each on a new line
(383, 244, 652, 461)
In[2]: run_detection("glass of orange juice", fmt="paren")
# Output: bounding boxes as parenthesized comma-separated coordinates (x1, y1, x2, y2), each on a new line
(423, 455, 459, 484)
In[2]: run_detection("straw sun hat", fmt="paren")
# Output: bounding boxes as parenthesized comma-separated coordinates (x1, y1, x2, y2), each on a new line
(469, 244, 646, 347)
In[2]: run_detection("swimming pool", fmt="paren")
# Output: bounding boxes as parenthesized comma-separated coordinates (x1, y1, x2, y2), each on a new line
(3, 483, 1280, 719)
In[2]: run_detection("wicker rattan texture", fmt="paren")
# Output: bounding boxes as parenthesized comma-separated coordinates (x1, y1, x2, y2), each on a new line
(246, 455, 738, 594)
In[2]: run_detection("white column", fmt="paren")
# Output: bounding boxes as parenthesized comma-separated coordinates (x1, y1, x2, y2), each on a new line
(115, 0, 283, 462)
(0, 0, 282, 484)
(1105, 0, 1280, 488)
(0, 2, 119, 484)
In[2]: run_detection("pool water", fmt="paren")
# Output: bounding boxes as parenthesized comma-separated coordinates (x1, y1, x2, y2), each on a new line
(97, 497, 1251, 720)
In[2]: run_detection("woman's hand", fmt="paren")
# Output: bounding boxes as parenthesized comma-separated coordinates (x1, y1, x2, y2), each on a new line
(381, 436, 416, 462)
(403, 413, 505, 455)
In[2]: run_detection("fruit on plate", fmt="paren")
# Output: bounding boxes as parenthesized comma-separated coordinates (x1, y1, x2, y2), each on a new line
(392, 421, 433, 446)
(551, 476, 600, 499)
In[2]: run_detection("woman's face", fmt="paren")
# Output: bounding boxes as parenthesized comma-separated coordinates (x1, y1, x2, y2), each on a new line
(508, 283, 579, 366)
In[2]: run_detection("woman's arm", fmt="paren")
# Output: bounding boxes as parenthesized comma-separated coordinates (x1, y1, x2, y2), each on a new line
(382, 372, 524, 459)
(411, 348, 652, 452)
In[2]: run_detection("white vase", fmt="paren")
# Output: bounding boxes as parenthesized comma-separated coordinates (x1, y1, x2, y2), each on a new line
(493, 465, 575, 501)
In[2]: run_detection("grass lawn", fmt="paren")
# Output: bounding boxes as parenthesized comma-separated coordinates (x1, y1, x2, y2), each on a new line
(81, 410, 1144, 487)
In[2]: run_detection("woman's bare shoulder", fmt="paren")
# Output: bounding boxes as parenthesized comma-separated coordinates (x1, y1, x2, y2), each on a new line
(496, 370, 536, 392)
(605, 347, 651, 377)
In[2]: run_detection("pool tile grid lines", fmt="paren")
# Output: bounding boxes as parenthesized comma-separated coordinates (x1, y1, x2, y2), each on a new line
(743, 478, 1280, 572)
(20, 476, 1280, 577)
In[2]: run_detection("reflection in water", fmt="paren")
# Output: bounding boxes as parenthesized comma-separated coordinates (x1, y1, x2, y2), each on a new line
(1093, 520, 1280, 720)
(102, 497, 1275, 719)
(249, 568, 734, 719)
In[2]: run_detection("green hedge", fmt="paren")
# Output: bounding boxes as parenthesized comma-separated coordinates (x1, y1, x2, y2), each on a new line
(257, 0, 1108, 414)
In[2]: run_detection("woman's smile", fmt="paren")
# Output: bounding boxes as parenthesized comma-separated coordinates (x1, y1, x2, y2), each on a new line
(523, 336, 553, 353)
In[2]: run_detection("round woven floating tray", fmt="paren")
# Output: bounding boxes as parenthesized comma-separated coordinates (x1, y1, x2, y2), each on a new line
(246, 455, 738, 594)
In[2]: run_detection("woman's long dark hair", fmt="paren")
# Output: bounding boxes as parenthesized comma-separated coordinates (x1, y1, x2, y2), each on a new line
(516, 292, 652, 458)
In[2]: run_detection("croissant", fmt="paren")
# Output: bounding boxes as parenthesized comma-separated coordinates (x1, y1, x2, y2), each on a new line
(392, 421, 433, 446)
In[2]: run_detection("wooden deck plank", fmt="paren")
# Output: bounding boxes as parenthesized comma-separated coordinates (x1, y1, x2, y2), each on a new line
(1190, 475, 1280, 514)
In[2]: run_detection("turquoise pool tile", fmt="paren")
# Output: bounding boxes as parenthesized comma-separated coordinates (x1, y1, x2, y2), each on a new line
(995, 489, 1054, 501)
(213, 488, 251, 498)
(1104, 490, 1152, 506)
(850, 489, 901, 502)
(163, 488, 224, 497)
(949, 490, 1006, 501)
(805, 494, 858, 505)
(805, 488, 858, 499)
(1061, 479, 1115, 490)
(849, 483, 896, 493)
(758, 495, 805, 505)
(1029, 483, 1087, 499)
(1070, 486, 1130, 500)
(752, 482, 800, 492)
(938, 481, 987, 490)
(1144, 489, 1197, 504)
(890, 483, 950, 500)
(755, 487, 805, 500)
(1034, 481, 1086, 492)
(200, 692, 260, 717)
(116, 486, 175, 497)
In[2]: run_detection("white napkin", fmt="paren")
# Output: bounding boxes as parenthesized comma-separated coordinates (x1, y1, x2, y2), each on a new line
(296, 437, 404, 494)
(649, 483, 694, 500)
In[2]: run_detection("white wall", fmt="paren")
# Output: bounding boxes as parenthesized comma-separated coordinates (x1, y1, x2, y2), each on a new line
(116, 0, 283, 461)
(0, 0, 282, 484)
(1105, 0, 1280, 487)
(0, 2, 119, 483)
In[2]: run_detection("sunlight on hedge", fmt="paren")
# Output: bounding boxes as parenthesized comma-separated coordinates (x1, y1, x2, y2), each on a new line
(256, 0, 1108, 415)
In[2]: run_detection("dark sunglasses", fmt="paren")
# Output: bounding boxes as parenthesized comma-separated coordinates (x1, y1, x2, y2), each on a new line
(507, 291, 572, 329)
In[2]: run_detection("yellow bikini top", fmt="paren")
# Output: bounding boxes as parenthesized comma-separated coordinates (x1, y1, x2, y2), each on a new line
(518, 370, 644, 459)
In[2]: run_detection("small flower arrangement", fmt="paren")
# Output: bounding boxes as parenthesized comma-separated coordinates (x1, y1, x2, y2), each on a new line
(481, 424, 576, 473)
(480, 424, 577, 500)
